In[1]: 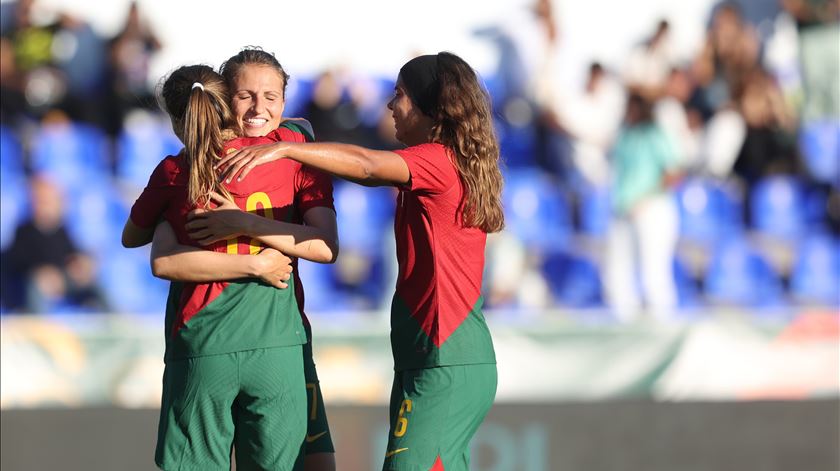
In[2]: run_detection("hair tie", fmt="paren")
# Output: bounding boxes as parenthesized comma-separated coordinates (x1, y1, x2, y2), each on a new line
(192, 82, 204, 91)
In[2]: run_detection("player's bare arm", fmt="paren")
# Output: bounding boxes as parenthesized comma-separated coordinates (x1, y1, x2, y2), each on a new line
(184, 192, 339, 264)
(121, 218, 154, 248)
(150, 220, 292, 288)
(218, 142, 410, 187)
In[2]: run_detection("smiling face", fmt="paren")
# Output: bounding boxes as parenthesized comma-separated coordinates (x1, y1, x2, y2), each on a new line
(230, 64, 286, 137)
(387, 76, 434, 146)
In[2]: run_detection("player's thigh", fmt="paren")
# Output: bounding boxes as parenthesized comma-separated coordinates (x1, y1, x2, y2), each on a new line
(234, 345, 308, 471)
(302, 340, 336, 457)
(382, 364, 497, 471)
(155, 354, 239, 471)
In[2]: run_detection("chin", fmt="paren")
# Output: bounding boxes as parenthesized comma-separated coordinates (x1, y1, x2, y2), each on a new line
(243, 127, 268, 138)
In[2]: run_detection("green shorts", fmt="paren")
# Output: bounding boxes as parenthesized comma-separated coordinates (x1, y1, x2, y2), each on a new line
(155, 346, 307, 471)
(382, 363, 497, 471)
(302, 337, 335, 454)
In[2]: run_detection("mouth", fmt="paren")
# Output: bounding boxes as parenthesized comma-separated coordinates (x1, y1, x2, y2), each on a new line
(243, 118, 269, 128)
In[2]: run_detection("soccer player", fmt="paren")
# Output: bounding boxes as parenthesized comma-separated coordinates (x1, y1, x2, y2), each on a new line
(121, 64, 337, 470)
(216, 52, 504, 471)
(136, 48, 340, 471)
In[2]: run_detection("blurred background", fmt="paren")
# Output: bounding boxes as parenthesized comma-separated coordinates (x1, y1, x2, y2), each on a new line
(0, 0, 838, 469)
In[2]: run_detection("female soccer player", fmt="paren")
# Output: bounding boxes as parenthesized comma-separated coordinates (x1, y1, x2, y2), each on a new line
(121, 63, 337, 470)
(138, 48, 340, 471)
(213, 51, 504, 471)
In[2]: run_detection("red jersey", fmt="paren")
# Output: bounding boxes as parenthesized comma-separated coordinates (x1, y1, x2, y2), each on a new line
(129, 123, 333, 360)
(391, 143, 496, 370)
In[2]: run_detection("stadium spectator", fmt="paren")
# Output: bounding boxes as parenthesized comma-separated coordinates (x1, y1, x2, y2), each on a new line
(623, 19, 676, 101)
(604, 93, 682, 322)
(781, 0, 839, 121)
(103, 1, 162, 137)
(1, 175, 106, 313)
(732, 67, 799, 209)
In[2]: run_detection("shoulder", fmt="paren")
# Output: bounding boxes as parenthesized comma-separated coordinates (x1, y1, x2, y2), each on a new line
(271, 122, 314, 143)
(149, 154, 187, 186)
(394, 142, 450, 161)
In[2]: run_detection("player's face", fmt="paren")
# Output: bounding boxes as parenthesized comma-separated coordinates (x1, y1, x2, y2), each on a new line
(387, 77, 433, 146)
(230, 64, 286, 137)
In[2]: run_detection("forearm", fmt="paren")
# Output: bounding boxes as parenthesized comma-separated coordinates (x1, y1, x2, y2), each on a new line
(151, 244, 264, 282)
(285, 142, 399, 186)
(242, 212, 338, 263)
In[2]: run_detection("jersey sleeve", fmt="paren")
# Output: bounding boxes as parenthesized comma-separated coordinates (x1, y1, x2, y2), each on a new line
(129, 157, 182, 229)
(295, 165, 335, 215)
(394, 143, 456, 194)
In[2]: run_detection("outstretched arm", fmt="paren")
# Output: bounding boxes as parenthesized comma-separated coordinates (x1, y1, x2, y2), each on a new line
(150, 220, 293, 288)
(218, 141, 410, 187)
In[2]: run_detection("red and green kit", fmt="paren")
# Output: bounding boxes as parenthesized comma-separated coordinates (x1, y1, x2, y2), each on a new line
(130, 123, 334, 469)
(383, 143, 497, 471)
(130, 123, 332, 360)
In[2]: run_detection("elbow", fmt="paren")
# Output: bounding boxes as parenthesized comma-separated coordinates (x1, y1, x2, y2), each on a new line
(150, 257, 173, 280)
(122, 232, 140, 248)
(314, 239, 339, 264)
(358, 154, 381, 182)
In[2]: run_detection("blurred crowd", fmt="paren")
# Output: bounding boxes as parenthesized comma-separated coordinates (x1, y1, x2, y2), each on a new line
(0, 0, 837, 320)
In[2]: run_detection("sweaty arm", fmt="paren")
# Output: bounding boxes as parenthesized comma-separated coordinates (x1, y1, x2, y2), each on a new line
(150, 221, 293, 288)
(220, 142, 410, 187)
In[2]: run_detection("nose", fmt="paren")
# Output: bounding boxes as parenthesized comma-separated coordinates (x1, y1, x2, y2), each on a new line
(253, 95, 266, 113)
(387, 96, 395, 111)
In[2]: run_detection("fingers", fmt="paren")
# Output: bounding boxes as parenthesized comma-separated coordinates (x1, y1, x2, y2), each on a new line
(237, 163, 256, 182)
(208, 191, 235, 207)
(225, 157, 252, 183)
(186, 228, 221, 245)
(184, 219, 208, 232)
(187, 208, 209, 220)
(216, 149, 242, 170)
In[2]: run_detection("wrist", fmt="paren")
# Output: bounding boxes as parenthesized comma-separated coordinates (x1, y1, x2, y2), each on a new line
(246, 254, 267, 277)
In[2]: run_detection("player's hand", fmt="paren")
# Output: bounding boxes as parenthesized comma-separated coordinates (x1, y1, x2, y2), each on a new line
(186, 192, 247, 245)
(217, 142, 289, 183)
(255, 248, 293, 289)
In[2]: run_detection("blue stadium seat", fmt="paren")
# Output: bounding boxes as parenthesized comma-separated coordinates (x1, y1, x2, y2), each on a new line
(503, 169, 572, 251)
(673, 257, 702, 309)
(116, 116, 182, 188)
(333, 180, 394, 255)
(750, 176, 808, 240)
(497, 118, 538, 168)
(0, 124, 23, 178)
(97, 246, 169, 314)
(703, 236, 785, 308)
(30, 122, 110, 191)
(676, 177, 743, 244)
(284, 77, 316, 119)
(541, 250, 603, 308)
(480, 73, 507, 111)
(790, 233, 840, 306)
(296, 253, 386, 313)
(64, 180, 129, 253)
(799, 119, 840, 186)
(577, 184, 611, 237)
(0, 174, 28, 251)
